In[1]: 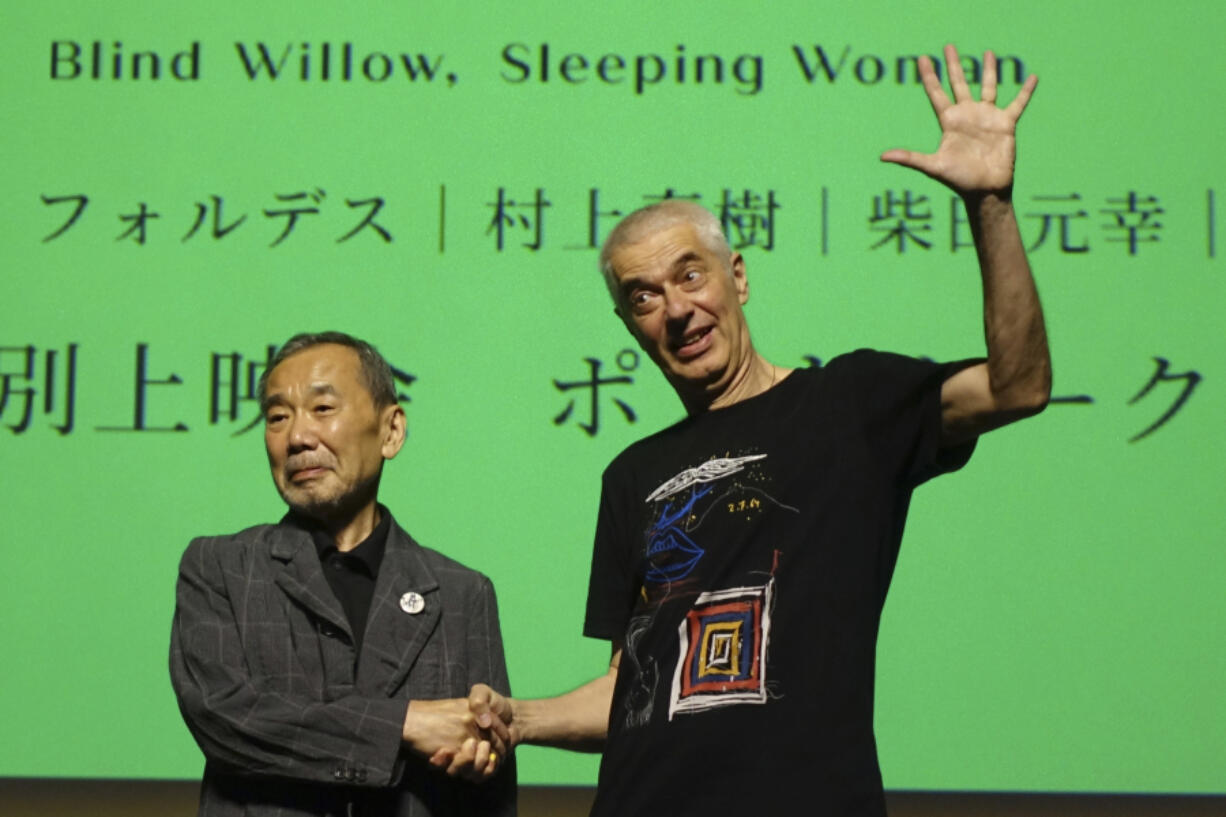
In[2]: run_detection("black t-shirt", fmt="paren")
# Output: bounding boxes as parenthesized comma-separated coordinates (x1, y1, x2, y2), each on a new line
(584, 350, 975, 817)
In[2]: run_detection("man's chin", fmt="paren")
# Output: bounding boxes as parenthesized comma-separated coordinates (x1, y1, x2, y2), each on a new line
(277, 482, 377, 526)
(666, 362, 725, 389)
(279, 488, 346, 523)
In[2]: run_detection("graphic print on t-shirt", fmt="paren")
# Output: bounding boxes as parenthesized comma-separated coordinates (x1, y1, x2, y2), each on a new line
(669, 580, 774, 719)
(642, 454, 768, 586)
(623, 452, 797, 726)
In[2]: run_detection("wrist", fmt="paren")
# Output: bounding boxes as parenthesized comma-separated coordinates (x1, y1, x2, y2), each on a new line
(402, 699, 458, 745)
(962, 191, 1017, 234)
(962, 188, 1014, 211)
(507, 697, 536, 745)
(401, 700, 421, 744)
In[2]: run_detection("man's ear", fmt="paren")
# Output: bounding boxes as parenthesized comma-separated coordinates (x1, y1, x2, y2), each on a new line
(381, 405, 407, 460)
(731, 252, 749, 304)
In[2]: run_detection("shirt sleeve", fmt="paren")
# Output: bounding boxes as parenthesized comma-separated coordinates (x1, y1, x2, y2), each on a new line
(835, 349, 979, 488)
(583, 462, 640, 642)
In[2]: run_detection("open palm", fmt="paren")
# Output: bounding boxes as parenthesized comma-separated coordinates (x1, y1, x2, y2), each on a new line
(882, 44, 1037, 196)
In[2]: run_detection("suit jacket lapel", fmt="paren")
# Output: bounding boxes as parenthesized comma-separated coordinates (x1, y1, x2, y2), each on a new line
(357, 521, 441, 695)
(269, 525, 351, 635)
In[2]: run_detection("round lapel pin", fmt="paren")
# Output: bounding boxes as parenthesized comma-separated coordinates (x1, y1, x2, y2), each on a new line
(399, 591, 425, 615)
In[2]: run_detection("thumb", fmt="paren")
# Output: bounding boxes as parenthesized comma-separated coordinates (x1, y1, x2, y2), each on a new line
(880, 149, 936, 175)
(468, 683, 493, 728)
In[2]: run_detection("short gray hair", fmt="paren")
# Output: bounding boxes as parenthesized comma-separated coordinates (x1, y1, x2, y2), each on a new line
(598, 200, 732, 304)
(257, 331, 397, 411)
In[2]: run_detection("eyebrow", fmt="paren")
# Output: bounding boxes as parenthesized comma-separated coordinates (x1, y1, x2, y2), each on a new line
(261, 382, 341, 413)
(619, 251, 705, 295)
(669, 251, 703, 271)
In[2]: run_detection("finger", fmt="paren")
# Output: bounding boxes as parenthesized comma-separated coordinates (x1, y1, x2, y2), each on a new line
(445, 737, 477, 778)
(945, 44, 971, 103)
(481, 753, 502, 781)
(471, 739, 493, 777)
(468, 684, 493, 729)
(880, 149, 939, 177)
(981, 50, 998, 105)
(429, 747, 454, 769)
(1004, 73, 1039, 122)
(456, 740, 495, 784)
(916, 55, 950, 117)
(482, 713, 510, 752)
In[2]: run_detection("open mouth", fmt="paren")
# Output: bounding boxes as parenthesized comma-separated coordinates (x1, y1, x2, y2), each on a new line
(673, 326, 713, 358)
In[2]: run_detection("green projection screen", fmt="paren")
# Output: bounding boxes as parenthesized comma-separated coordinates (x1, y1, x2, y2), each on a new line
(2, 0, 1223, 794)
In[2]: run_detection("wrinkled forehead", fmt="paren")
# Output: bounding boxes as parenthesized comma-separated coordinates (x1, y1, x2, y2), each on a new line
(609, 222, 718, 280)
(265, 344, 365, 401)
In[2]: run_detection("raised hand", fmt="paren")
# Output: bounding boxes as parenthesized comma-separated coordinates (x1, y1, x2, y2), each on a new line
(881, 44, 1037, 197)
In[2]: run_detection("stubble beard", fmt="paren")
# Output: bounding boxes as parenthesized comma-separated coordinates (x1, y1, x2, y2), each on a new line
(278, 471, 381, 526)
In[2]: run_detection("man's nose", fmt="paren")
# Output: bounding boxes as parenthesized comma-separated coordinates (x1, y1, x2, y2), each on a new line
(663, 287, 693, 322)
(286, 413, 318, 451)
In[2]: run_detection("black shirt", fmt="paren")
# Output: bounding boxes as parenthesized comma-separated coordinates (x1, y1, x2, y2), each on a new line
(295, 506, 392, 655)
(584, 352, 975, 817)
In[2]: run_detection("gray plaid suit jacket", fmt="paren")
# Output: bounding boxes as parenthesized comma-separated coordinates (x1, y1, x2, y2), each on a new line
(169, 514, 516, 817)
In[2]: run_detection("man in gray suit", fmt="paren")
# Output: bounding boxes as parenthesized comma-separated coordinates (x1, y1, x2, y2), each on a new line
(170, 331, 513, 817)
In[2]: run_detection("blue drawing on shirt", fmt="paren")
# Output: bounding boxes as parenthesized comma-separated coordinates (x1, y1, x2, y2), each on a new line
(642, 454, 771, 585)
(644, 485, 710, 583)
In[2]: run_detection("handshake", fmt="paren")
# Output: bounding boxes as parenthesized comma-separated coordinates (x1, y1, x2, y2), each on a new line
(401, 684, 516, 782)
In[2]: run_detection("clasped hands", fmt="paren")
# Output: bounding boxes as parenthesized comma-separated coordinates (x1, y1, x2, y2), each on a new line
(403, 685, 515, 782)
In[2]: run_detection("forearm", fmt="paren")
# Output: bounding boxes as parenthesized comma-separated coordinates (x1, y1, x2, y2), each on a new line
(965, 192, 1051, 411)
(511, 667, 617, 752)
(171, 657, 408, 785)
(171, 540, 408, 786)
